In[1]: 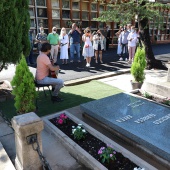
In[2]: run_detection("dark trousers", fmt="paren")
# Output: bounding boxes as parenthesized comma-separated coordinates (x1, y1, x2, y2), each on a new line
(121, 43, 128, 58)
(106, 38, 110, 50)
(26, 46, 34, 64)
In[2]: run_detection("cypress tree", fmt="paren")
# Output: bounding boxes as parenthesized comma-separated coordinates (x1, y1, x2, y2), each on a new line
(0, 0, 30, 72)
(11, 55, 37, 114)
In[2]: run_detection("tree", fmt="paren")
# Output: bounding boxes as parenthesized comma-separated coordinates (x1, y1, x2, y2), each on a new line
(95, 0, 170, 69)
(0, 0, 30, 72)
(11, 55, 37, 114)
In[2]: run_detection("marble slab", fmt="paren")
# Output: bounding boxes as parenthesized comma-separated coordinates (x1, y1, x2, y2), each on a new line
(80, 92, 170, 162)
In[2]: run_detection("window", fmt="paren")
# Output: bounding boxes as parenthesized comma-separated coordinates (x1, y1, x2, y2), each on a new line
(82, 12, 89, 20)
(53, 20, 60, 28)
(36, 0, 46, 6)
(29, 8, 34, 17)
(62, 10, 70, 19)
(62, 0, 70, 8)
(91, 12, 97, 19)
(72, 11, 80, 19)
(91, 4, 97, 11)
(37, 8, 47, 17)
(72, 2, 79, 9)
(52, 9, 60, 18)
(51, 0, 59, 8)
(29, 0, 33, 5)
(30, 19, 35, 27)
(38, 19, 48, 28)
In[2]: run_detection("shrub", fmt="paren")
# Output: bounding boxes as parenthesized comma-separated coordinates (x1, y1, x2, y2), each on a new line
(11, 55, 37, 114)
(72, 124, 86, 140)
(131, 47, 146, 83)
(98, 144, 116, 164)
(142, 91, 152, 99)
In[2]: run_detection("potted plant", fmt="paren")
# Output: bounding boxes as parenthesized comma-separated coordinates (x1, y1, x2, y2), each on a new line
(11, 55, 37, 114)
(130, 46, 146, 89)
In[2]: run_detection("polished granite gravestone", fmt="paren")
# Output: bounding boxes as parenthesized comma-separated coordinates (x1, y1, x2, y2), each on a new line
(80, 92, 170, 162)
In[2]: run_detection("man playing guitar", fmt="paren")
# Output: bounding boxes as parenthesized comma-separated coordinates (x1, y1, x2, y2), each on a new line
(36, 43, 64, 102)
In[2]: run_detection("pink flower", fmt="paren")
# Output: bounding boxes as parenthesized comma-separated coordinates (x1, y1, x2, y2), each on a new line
(60, 114, 65, 119)
(113, 151, 116, 154)
(110, 154, 113, 157)
(64, 115, 68, 119)
(58, 119, 63, 124)
(101, 147, 105, 150)
(98, 150, 103, 154)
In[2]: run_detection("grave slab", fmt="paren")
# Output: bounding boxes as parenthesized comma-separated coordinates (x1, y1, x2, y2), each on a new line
(80, 92, 170, 162)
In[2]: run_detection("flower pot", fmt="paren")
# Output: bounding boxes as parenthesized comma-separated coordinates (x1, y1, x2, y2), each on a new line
(130, 80, 143, 90)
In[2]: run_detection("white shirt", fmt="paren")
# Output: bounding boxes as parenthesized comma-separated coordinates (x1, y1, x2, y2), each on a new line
(127, 32, 138, 47)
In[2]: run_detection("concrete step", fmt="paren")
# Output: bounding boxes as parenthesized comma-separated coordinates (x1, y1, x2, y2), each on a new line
(142, 81, 170, 98)
(0, 142, 16, 170)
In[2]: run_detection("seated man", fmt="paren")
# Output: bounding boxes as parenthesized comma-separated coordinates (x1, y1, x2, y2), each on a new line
(36, 43, 64, 102)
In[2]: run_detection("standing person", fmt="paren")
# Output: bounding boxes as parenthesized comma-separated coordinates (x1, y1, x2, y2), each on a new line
(82, 28, 94, 67)
(59, 27, 69, 64)
(35, 27, 48, 54)
(101, 27, 107, 51)
(93, 30, 104, 63)
(26, 30, 34, 65)
(35, 43, 64, 102)
(127, 26, 138, 64)
(115, 30, 122, 57)
(68, 23, 81, 63)
(47, 27, 60, 64)
(106, 25, 111, 50)
(127, 24, 132, 33)
(119, 27, 129, 61)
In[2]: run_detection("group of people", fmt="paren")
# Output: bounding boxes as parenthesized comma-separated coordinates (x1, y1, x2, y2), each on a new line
(116, 24, 139, 64)
(34, 23, 111, 102)
(34, 23, 140, 103)
(31, 23, 111, 67)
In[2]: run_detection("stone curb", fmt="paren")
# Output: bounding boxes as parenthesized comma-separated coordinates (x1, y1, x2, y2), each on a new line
(64, 69, 130, 86)
(43, 111, 157, 170)
(0, 142, 16, 170)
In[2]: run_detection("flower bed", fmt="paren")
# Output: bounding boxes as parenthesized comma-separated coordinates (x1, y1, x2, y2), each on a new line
(130, 89, 170, 108)
(43, 111, 157, 170)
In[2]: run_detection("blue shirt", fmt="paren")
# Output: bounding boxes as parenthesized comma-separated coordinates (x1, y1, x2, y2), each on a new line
(120, 31, 129, 44)
(68, 30, 80, 45)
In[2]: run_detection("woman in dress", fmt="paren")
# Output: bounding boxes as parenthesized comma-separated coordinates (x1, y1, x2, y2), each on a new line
(82, 28, 94, 67)
(93, 30, 104, 63)
(116, 30, 122, 57)
(59, 27, 69, 64)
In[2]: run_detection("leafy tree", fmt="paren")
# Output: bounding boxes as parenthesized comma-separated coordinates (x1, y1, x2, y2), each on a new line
(11, 55, 37, 114)
(0, 0, 30, 72)
(95, 0, 170, 69)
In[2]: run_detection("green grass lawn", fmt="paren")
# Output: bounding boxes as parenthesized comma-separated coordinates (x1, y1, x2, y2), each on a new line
(0, 80, 123, 119)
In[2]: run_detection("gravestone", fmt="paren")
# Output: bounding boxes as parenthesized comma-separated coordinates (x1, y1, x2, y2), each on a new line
(80, 93, 170, 162)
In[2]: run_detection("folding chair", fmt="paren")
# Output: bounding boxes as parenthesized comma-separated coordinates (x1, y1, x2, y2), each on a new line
(34, 80, 52, 97)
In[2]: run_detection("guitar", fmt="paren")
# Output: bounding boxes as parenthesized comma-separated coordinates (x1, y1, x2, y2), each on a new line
(49, 59, 58, 78)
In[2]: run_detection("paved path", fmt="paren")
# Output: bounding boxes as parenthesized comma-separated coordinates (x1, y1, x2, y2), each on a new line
(0, 43, 170, 83)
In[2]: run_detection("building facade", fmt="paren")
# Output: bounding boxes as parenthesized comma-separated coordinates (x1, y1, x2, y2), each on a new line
(29, 0, 170, 44)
